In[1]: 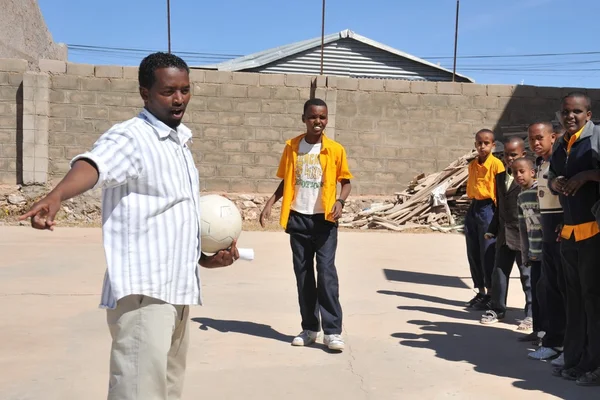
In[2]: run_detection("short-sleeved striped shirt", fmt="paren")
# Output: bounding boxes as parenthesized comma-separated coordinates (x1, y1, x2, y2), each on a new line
(71, 108, 202, 309)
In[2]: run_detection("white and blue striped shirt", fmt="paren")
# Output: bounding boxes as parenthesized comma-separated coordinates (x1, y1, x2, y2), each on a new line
(71, 109, 202, 309)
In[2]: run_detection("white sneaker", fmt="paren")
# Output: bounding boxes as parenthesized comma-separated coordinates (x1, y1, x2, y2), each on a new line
(528, 346, 559, 361)
(291, 330, 318, 346)
(551, 353, 565, 367)
(324, 334, 345, 351)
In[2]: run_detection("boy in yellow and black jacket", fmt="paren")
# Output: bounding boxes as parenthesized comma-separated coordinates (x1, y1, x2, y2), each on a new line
(260, 98, 352, 352)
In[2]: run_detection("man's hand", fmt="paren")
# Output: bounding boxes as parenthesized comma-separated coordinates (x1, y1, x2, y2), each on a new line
(484, 232, 495, 240)
(562, 171, 591, 196)
(259, 203, 272, 228)
(19, 192, 62, 231)
(200, 240, 240, 269)
(331, 200, 344, 220)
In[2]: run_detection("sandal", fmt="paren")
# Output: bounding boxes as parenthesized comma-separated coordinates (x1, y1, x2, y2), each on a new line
(517, 317, 533, 331)
(577, 368, 600, 386)
(480, 310, 504, 325)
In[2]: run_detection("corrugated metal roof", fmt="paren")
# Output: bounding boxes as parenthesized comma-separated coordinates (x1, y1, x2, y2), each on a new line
(197, 29, 473, 82)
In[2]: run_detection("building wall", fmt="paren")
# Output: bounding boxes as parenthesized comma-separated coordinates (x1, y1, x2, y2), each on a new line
(0, 0, 67, 68)
(3, 58, 600, 195)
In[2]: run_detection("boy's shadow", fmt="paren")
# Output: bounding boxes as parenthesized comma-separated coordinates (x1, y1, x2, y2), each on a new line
(394, 317, 594, 399)
(191, 317, 339, 353)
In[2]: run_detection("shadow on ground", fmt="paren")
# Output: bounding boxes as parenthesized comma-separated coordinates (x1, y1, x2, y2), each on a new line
(378, 285, 597, 398)
(191, 317, 339, 353)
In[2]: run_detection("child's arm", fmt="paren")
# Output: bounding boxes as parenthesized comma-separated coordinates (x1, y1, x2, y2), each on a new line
(331, 179, 352, 220)
(259, 180, 284, 228)
(562, 170, 600, 196)
(517, 200, 530, 266)
(485, 177, 500, 239)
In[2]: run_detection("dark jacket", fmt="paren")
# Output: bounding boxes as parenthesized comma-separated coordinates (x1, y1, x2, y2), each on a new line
(548, 121, 600, 226)
(487, 170, 521, 250)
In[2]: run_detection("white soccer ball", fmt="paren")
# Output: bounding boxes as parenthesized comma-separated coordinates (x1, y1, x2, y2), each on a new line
(200, 194, 243, 254)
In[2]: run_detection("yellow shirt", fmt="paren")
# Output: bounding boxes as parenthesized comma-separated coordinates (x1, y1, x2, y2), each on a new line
(277, 133, 353, 229)
(466, 155, 505, 204)
(559, 125, 599, 241)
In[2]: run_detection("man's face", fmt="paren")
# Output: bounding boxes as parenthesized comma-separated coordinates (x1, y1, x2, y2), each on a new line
(474, 132, 495, 159)
(302, 105, 328, 138)
(560, 96, 591, 135)
(503, 141, 525, 168)
(140, 67, 191, 129)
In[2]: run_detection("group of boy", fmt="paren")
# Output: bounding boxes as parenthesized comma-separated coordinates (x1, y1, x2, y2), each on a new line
(20, 52, 351, 400)
(464, 91, 600, 387)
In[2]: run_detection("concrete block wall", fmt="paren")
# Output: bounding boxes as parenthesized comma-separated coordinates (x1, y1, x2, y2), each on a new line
(0, 58, 27, 184)
(3, 57, 600, 195)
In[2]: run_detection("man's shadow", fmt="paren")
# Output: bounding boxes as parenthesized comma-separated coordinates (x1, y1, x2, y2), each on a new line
(191, 317, 337, 353)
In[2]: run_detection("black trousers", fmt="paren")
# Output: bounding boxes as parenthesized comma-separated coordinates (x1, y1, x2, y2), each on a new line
(561, 233, 600, 372)
(464, 199, 496, 290)
(490, 244, 532, 318)
(540, 240, 566, 348)
(286, 211, 342, 335)
(530, 260, 543, 333)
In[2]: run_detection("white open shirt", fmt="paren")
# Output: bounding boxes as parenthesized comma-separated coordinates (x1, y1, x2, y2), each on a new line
(71, 108, 202, 309)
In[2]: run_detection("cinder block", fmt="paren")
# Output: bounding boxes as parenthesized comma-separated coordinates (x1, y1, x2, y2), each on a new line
(108, 108, 138, 121)
(254, 128, 281, 140)
(193, 83, 219, 96)
(487, 84, 515, 97)
(203, 126, 229, 137)
(49, 104, 80, 118)
(49, 146, 64, 158)
(110, 79, 138, 92)
(95, 65, 123, 78)
(243, 165, 269, 178)
(97, 93, 122, 106)
(248, 86, 271, 99)
(205, 179, 231, 192)
(232, 72, 259, 86)
(259, 73, 285, 86)
(285, 74, 313, 88)
(122, 66, 139, 80)
(122, 93, 143, 107)
(69, 91, 97, 105)
(233, 99, 261, 113)
(272, 87, 299, 100)
(336, 77, 359, 91)
(217, 164, 243, 177)
(49, 118, 66, 132)
(228, 153, 255, 165)
(35, 100, 49, 116)
(229, 126, 255, 140)
(246, 141, 271, 153)
(39, 59, 66, 74)
(358, 79, 385, 91)
(461, 83, 487, 96)
(421, 94, 449, 107)
(447, 95, 472, 108)
(0, 58, 27, 72)
(206, 98, 233, 112)
(66, 119, 95, 133)
(48, 89, 65, 104)
(81, 78, 110, 91)
(34, 144, 48, 159)
(472, 96, 499, 109)
(255, 154, 280, 166)
(205, 70, 232, 84)
(51, 75, 80, 90)
(220, 84, 247, 98)
(410, 81, 437, 94)
(437, 82, 462, 95)
(220, 141, 244, 152)
(270, 115, 298, 128)
(67, 63, 95, 76)
(261, 100, 286, 113)
(384, 79, 410, 93)
(191, 111, 219, 124)
(218, 112, 244, 125)
(244, 114, 271, 127)
(81, 105, 108, 119)
(257, 179, 279, 194)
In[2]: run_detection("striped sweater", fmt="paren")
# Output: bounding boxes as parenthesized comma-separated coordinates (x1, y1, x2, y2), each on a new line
(518, 182, 543, 264)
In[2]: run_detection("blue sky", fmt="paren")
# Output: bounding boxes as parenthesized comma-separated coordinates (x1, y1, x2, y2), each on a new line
(39, 0, 600, 88)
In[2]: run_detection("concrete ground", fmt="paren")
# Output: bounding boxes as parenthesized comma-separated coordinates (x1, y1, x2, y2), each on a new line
(0, 227, 596, 400)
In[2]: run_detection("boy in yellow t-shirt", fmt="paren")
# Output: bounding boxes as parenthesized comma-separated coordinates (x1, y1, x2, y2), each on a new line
(259, 98, 353, 352)
(464, 129, 505, 308)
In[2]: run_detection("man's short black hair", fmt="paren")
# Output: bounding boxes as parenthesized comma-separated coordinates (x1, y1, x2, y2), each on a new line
(563, 91, 592, 111)
(138, 52, 189, 89)
(303, 98, 327, 115)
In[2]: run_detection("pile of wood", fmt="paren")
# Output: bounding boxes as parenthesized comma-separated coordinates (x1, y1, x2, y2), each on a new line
(340, 150, 478, 232)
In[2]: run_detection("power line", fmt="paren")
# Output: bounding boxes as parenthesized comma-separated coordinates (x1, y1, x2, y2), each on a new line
(423, 50, 600, 60)
(67, 43, 243, 58)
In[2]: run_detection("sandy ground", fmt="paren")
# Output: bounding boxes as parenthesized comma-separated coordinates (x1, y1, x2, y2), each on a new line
(0, 227, 596, 400)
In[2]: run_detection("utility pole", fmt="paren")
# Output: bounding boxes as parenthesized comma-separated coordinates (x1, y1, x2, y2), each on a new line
(452, 0, 459, 82)
(320, 0, 326, 75)
(167, 0, 172, 53)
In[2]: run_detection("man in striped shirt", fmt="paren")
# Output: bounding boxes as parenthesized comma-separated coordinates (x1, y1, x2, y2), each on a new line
(20, 53, 239, 400)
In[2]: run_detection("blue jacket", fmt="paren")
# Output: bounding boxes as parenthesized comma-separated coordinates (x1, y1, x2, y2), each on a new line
(548, 121, 600, 226)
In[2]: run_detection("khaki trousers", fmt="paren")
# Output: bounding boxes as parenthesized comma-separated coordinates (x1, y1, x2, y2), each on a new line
(106, 295, 190, 400)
